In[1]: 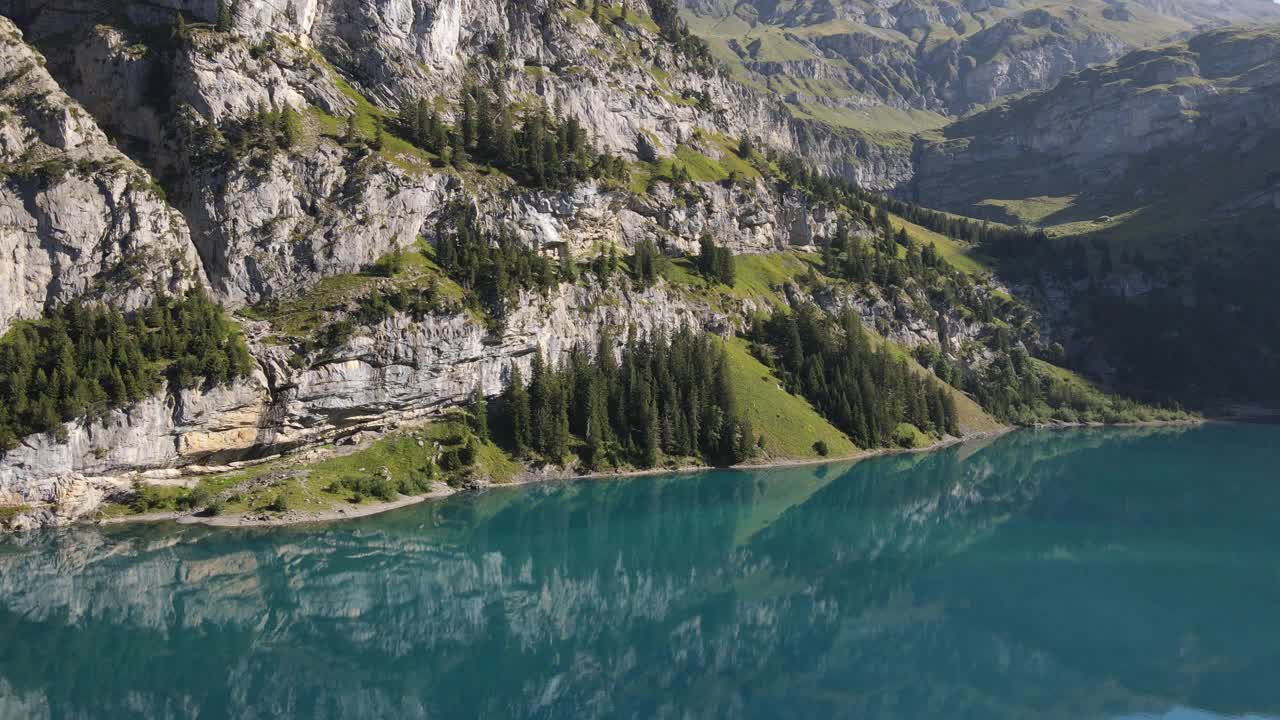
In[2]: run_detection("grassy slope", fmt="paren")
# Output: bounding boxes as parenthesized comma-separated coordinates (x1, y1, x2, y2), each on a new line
(688, 252, 1002, 438)
(104, 415, 521, 520)
(305, 52, 437, 173)
(723, 337, 859, 459)
(629, 132, 762, 194)
(888, 214, 992, 275)
(239, 241, 467, 342)
(729, 252, 818, 305)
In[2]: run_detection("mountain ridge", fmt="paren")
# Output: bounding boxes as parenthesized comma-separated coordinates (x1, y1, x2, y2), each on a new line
(678, 0, 1280, 131)
(0, 0, 1212, 530)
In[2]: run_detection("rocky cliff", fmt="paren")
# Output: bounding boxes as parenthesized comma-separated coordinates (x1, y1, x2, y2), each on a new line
(0, 18, 201, 330)
(0, 0, 1061, 530)
(0, 276, 722, 526)
(0, 0, 914, 305)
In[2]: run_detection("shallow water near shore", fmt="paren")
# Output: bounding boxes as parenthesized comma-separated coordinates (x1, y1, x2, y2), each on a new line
(2, 423, 1279, 719)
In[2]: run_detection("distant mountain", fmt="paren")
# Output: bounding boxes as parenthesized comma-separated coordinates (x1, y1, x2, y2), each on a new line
(902, 25, 1280, 407)
(679, 0, 1280, 134)
(910, 25, 1280, 239)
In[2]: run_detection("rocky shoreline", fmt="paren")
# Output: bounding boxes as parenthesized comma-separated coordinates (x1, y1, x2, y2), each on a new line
(84, 428, 1015, 530)
(85, 417, 1213, 531)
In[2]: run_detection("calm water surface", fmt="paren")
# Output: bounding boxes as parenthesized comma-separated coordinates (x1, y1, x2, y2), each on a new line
(2, 424, 1279, 719)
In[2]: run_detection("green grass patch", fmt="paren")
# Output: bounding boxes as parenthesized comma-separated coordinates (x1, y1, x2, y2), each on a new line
(0, 504, 30, 527)
(723, 338, 858, 459)
(590, 1, 662, 34)
(975, 195, 1078, 225)
(104, 416, 523, 520)
(728, 252, 817, 306)
(1024, 359, 1195, 424)
(239, 241, 465, 342)
(659, 256, 705, 288)
(674, 146, 728, 182)
(628, 135, 763, 193)
(241, 272, 372, 340)
(307, 57, 435, 173)
(889, 214, 991, 275)
(892, 422, 932, 449)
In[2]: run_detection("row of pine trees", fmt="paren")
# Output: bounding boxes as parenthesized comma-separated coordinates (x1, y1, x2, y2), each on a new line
(434, 206, 561, 323)
(502, 328, 755, 470)
(0, 292, 253, 451)
(396, 84, 627, 188)
(751, 305, 960, 447)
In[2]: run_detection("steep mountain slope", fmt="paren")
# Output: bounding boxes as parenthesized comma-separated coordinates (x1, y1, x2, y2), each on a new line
(905, 26, 1280, 406)
(0, 20, 201, 329)
(910, 25, 1280, 236)
(0, 0, 1187, 530)
(1, 0, 932, 308)
(680, 0, 1279, 132)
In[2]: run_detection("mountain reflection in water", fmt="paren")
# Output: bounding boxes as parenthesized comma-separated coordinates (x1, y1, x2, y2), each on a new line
(1, 424, 1278, 720)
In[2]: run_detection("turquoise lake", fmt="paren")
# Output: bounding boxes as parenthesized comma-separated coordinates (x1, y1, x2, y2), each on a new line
(1, 424, 1279, 719)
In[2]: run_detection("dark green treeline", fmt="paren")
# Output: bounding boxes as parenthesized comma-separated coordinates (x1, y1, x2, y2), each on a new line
(750, 305, 960, 447)
(396, 85, 627, 189)
(502, 327, 754, 470)
(0, 292, 253, 451)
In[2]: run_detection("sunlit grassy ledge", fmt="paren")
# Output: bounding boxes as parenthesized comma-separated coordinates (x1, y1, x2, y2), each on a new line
(94, 427, 1014, 529)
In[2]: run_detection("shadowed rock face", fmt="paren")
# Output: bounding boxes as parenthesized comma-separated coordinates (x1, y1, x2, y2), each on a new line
(1, 425, 1278, 719)
(909, 26, 1280, 220)
(0, 18, 202, 331)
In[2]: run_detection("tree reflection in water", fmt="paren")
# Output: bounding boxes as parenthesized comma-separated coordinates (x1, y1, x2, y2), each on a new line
(1, 424, 1278, 720)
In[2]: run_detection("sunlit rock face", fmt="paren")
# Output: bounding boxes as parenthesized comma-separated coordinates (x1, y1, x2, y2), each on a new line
(679, 0, 1280, 117)
(0, 0, 911, 519)
(0, 17, 201, 334)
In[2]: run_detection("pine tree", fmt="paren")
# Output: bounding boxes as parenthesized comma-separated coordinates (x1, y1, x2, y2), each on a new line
(342, 113, 359, 145)
(468, 385, 489, 442)
(172, 13, 191, 42)
(278, 107, 301, 149)
(632, 239, 659, 287)
(461, 88, 478, 149)
(216, 0, 234, 32)
(505, 365, 531, 455)
(449, 130, 466, 166)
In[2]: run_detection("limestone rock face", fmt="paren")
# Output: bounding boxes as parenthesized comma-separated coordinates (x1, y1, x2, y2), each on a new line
(0, 375, 270, 484)
(0, 0, 909, 311)
(184, 152, 458, 306)
(0, 278, 719, 527)
(0, 376, 271, 527)
(4, 0, 904, 186)
(952, 21, 1126, 108)
(0, 0, 993, 531)
(259, 280, 716, 450)
(0, 18, 201, 333)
